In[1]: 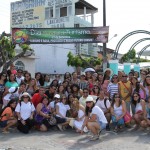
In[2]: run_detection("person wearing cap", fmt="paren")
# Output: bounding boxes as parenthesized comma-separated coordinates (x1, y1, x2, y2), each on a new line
(49, 94, 60, 114)
(15, 92, 35, 134)
(81, 96, 107, 141)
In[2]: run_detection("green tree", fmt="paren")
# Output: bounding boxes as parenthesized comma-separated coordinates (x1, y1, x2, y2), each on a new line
(120, 49, 136, 63)
(67, 52, 102, 69)
(0, 32, 33, 72)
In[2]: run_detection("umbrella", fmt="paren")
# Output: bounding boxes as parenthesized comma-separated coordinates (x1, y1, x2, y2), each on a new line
(84, 68, 95, 73)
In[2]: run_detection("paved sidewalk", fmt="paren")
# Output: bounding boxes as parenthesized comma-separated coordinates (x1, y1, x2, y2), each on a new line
(0, 127, 150, 150)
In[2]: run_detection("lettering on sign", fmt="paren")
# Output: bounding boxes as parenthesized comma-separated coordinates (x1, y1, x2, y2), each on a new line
(11, 0, 46, 12)
(47, 0, 72, 6)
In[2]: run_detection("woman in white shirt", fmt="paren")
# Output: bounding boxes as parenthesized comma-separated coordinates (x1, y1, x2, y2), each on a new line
(81, 96, 107, 141)
(15, 92, 35, 134)
(55, 94, 70, 131)
(71, 98, 85, 132)
(111, 93, 126, 132)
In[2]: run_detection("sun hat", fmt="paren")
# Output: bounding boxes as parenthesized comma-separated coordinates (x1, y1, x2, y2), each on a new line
(104, 68, 113, 76)
(86, 96, 95, 103)
(20, 92, 31, 99)
(54, 94, 60, 99)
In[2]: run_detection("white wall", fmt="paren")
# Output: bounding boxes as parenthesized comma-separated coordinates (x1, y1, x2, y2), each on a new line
(31, 44, 75, 74)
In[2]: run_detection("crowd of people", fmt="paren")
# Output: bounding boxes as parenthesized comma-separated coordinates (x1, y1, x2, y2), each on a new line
(0, 64, 150, 141)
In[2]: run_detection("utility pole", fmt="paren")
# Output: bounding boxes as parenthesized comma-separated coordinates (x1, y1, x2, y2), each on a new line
(102, 0, 107, 71)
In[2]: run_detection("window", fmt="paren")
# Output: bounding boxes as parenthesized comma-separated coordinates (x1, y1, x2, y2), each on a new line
(15, 61, 25, 71)
(60, 7, 67, 17)
(74, 24, 80, 27)
(45, 7, 53, 19)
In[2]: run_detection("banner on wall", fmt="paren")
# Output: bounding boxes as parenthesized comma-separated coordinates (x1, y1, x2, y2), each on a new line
(12, 26, 109, 44)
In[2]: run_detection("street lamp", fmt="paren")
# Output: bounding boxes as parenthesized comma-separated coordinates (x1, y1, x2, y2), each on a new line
(109, 34, 117, 42)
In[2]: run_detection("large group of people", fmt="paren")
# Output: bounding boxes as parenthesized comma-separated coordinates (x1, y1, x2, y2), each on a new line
(0, 64, 150, 141)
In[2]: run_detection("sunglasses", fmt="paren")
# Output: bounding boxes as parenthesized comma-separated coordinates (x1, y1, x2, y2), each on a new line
(115, 96, 120, 98)
(23, 96, 29, 98)
(122, 76, 127, 77)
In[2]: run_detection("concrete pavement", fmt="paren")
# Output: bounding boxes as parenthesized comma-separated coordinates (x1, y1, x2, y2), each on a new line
(0, 127, 150, 150)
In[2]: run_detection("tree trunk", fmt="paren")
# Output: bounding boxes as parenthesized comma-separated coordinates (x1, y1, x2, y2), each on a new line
(2, 51, 26, 73)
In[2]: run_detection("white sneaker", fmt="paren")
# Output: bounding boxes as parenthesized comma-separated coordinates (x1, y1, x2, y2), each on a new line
(57, 124, 63, 131)
(89, 135, 99, 141)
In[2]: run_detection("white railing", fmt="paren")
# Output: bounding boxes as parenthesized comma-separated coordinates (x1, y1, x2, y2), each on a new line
(74, 16, 91, 27)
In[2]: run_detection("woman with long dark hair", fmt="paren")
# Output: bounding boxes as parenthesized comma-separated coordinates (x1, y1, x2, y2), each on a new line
(0, 99, 17, 133)
(81, 96, 107, 141)
(132, 92, 146, 129)
(131, 76, 146, 100)
(35, 72, 44, 87)
(35, 96, 51, 131)
(111, 93, 126, 132)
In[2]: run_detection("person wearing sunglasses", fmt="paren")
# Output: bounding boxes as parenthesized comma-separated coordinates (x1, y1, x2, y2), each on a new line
(79, 88, 89, 107)
(81, 96, 107, 141)
(15, 92, 35, 134)
(111, 93, 126, 132)
(118, 74, 132, 113)
(55, 94, 70, 131)
(107, 74, 119, 101)
(132, 92, 146, 130)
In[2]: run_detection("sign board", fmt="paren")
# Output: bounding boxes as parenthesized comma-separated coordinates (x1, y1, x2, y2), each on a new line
(12, 27, 109, 44)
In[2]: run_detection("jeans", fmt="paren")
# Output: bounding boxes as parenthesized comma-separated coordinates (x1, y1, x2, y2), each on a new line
(112, 116, 124, 126)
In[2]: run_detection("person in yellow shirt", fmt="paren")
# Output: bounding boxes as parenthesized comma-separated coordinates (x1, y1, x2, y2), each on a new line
(118, 74, 132, 113)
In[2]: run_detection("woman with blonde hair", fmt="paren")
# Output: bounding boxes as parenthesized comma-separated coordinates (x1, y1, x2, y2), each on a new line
(26, 78, 39, 96)
(71, 98, 85, 133)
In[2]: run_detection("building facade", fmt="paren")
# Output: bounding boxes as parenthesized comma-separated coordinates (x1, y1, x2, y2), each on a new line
(10, 0, 99, 74)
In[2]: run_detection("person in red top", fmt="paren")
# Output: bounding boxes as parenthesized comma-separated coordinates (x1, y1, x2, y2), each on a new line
(32, 86, 46, 108)
(0, 99, 17, 133)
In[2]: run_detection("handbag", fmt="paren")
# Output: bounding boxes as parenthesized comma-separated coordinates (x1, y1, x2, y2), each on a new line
(123, 111, 132, 124)
(47, 115, 57, 126)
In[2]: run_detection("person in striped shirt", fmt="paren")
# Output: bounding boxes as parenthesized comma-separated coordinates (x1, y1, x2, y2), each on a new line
(107, 74, 119, 101)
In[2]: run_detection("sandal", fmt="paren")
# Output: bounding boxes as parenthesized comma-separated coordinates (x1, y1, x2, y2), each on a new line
(113, 127, 118, 133)
(2, 130, 10, 134)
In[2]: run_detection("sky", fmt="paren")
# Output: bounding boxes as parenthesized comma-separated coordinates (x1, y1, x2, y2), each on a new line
(0, 0, 150, 55)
